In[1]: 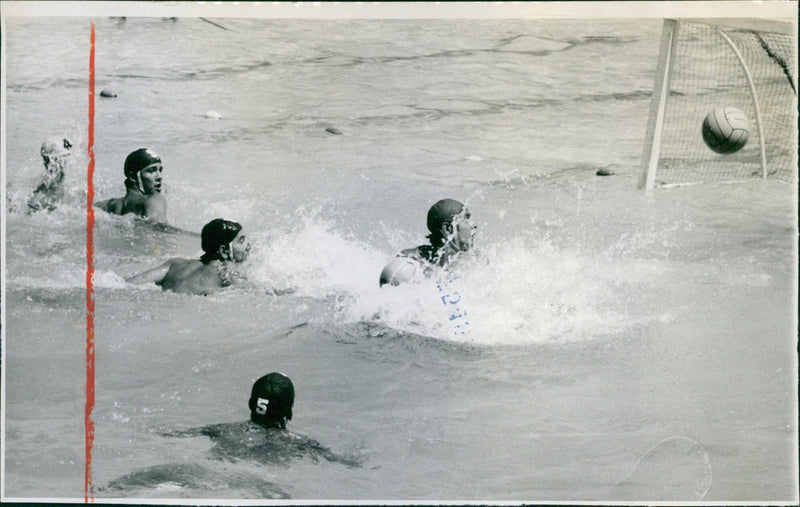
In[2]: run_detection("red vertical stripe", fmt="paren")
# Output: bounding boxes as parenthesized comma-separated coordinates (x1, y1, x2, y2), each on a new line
(85, 22, 96, 503)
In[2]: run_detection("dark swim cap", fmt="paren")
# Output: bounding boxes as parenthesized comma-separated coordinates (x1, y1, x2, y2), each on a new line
(427, 198, 465, 233)
(124, 148, 161, 180)
(249, 372, 294, 428)
(201, 219, 242, 255)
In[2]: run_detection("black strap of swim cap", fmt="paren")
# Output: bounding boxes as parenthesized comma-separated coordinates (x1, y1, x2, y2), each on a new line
(124, 148, 161, 180)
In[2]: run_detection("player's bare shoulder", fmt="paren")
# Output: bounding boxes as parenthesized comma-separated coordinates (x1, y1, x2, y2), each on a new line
(127, 218, 251, 296)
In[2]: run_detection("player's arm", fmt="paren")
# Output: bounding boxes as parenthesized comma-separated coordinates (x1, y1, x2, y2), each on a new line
(94, 197, 116, 213)
(296, 434, 362, 468)
(126, 259, 173, 285)
(399, 247, 422, 259)
(157, 425, 213, 438)
(27, 188, 49, 211)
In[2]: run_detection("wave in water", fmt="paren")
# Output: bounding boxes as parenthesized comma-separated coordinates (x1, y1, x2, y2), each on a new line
(7, 199, 671, 347)
(245, 214, 666, 346)
(100, 462, 290, 499)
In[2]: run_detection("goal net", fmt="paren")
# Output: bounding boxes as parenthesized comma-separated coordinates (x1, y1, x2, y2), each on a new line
(639, 19, 797, 190)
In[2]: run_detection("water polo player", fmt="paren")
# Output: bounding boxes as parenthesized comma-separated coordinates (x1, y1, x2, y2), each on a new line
(96, 148, 168, 223)
(154, 371, 360, 467)
(380, 198, 476, 286)
(126, 218, 251, 294)
(27, 136, 72, 212)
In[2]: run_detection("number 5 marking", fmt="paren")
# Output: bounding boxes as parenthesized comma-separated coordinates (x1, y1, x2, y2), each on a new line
(256, 397, 269, 415)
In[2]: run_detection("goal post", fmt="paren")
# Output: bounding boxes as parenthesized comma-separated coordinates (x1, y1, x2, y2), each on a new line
(638, 18, 797, 191)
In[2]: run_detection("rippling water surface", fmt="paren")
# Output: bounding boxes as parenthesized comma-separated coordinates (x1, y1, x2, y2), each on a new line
(3, 15, 797, 502)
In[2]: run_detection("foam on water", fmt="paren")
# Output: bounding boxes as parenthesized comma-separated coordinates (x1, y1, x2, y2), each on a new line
(237, 210, 670, 346)
(7, 197, 676, 347)
(4, 16, 796, 500)
(248, 214, 386, 298)
(346, 237, 663, 346)
(6, 180, 761, 350)
(8, 269, 126, 291)
(5, 144, 88, 214)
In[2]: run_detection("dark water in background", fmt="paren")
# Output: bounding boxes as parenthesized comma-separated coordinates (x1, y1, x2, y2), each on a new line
(2, 16, 797, 501)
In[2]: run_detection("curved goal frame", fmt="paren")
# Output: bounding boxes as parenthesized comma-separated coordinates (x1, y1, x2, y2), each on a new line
(638, 18, 797, 191)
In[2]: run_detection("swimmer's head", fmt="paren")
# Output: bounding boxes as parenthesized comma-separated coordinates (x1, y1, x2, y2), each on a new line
(248, 372, 294, 429)
(40, 137, 72, 175)
(427, 199, 464, 234)
(124, 148, 162, 194)
(426, 198, 475, 251)
(200, 218, 243, 264)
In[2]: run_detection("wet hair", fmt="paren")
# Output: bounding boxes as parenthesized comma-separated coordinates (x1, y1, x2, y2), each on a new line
(248, 372, 294, 429)
(426, 198, 465, 245)
(200, 219, 242, 264)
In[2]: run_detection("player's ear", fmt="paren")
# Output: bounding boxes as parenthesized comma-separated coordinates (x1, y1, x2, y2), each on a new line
(442, 222, 454, 235)
(219, 244, 230, 258)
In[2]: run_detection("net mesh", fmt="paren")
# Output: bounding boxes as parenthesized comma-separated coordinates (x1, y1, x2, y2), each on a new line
(653, 20, 797, 186)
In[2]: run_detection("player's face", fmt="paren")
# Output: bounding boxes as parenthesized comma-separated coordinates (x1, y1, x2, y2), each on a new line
(453, 209, 476, 251)
(230, 231, 252, 262)
(43, 153, 69, 175)
(445, 208, 475, 252)
(139, 163, 163, 194)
